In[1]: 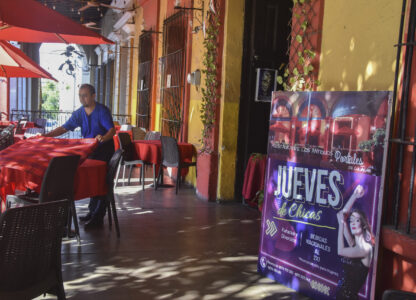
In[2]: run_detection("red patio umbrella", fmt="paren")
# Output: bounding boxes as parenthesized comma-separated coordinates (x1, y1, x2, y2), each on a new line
(0, 0, 113, 45)
(0, 40, 56, 80)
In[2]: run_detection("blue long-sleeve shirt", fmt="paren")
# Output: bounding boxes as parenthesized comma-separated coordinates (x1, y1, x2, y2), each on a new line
(63, 102, 114, 138)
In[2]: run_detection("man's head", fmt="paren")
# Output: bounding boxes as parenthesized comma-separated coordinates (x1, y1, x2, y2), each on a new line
(79, 84, 96, 107)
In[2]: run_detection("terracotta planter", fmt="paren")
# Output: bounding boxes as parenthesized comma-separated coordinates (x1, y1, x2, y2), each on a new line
(196, 151, 218, 201)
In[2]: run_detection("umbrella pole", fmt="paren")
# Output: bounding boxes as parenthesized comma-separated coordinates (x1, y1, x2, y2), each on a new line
(0, 65, 6, 77)
(55, 33, 69, 44)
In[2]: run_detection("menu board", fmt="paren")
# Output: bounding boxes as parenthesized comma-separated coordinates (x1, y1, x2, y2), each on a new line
(258, 91, 392, 299)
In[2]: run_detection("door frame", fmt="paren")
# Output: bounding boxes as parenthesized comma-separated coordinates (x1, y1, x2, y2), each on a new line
(234, 0, 292, 202)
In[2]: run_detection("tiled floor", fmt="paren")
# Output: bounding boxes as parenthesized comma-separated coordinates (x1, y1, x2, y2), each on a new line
(41, 172, 310, 300)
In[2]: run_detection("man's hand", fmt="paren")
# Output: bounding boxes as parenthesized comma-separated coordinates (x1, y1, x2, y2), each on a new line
(95, 134, 104, 142)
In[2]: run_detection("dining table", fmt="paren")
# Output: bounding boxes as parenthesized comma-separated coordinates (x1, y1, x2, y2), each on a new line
(132, 140, 196, 177)
(0, 136, 107, 211)
(242, 153, 267, 209)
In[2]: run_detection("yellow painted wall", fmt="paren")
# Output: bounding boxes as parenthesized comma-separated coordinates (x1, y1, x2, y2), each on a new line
(216, 0, 245, 201)
(318, 0, 402, 91)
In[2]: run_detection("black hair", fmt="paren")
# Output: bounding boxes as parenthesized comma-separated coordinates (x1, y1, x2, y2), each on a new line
(79, 83, 96, 95)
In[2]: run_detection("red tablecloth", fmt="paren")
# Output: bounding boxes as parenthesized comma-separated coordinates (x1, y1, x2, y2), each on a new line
(0, 159, 107, 211)
(113, 130, 133, 150)
(242, 154, 267, 207)
(133, 140, 196, 176)
(0, 137, 99, 211)
(74, 159, 107, 200)
(14, 134, 24, 142)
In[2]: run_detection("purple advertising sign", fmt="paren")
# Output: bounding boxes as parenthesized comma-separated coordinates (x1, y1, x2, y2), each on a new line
(258, 91, 392, 299)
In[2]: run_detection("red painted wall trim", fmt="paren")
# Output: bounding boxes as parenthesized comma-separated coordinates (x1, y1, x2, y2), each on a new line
(180, 0, 194, 143)
(196, 0, 225, 200)
(150, 0, 160, 131)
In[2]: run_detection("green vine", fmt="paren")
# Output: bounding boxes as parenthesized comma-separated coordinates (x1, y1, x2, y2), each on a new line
(277, 0, 320, 91)
(200, 1, 221, 153)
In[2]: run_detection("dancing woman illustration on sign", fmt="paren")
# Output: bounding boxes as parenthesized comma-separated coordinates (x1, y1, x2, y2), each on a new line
(336, 185, 374, 300)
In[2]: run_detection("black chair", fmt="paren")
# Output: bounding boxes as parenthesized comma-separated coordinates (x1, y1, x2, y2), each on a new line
(132, 126, 146, 141)
(7, 155, 82, 243)
(0, 200, 69, 300)
(145, 130, 161, 141)
(116, 132, 145, 187)
(0, 125, 15, 151)
(156, 136, 197, 194)
(383, 290, 416, 300)
(105, 149, 123, 237)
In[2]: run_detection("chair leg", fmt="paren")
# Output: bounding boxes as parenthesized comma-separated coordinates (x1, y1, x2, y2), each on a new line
(155, 165, 163, 190)
(128, 165, 133, 185)
(122, 165, 126, 186)
(107, 198, 112, 229)
(138, 165, 143, 184)
(70, 200, 81, 244)
(67, 207, 72, 238)
(114, 162, 121, 188)
(176, 166, 181, 194)
(142, 165, 145, 191)
(55, 263, 67, 300)
(56, 283, 67, 300)
(110, 191, 120, 238)
(152, 164, 156, 187)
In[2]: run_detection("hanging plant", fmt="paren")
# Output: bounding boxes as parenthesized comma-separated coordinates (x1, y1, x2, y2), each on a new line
(277, 0, 320, 91)
(200, 1, 221, 153)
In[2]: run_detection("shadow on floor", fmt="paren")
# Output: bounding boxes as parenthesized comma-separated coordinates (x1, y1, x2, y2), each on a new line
(39, 172, 310, 300)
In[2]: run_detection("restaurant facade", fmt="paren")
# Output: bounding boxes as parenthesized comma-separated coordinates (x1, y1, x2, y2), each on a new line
(0, 0, 415, 297)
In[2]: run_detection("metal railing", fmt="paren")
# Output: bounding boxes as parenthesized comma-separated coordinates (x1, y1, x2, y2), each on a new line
(384, 0, 416, 234)
(10, 109, 131, 139)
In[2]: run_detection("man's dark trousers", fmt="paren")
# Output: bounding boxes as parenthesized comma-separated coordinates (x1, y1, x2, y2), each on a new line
(88, 139, 115, 221)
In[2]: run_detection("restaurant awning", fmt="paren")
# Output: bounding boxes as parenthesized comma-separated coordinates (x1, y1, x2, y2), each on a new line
(0, 40, 56, 81)
(0, 0, 113, 45)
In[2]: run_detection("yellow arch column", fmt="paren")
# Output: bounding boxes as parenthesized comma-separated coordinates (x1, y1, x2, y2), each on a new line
(216, 0, 245, 201)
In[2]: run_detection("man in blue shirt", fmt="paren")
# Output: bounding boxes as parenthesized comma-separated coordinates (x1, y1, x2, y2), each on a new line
(44, 83, 115, 229)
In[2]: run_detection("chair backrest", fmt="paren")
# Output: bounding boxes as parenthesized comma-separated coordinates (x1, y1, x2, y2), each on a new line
(23, 127, 45, 138)
(0, 125, 14, 151)
(118, 132, 135, 161)
(132, 127, 146, 141)
(106, 149, 123, 186)
(160, 136, 180, 168)
(145, 131, 161, 141)
(39, 155, 81, 203)
(0, 200, 69, 293)
(15, 118, 27, 134)
(34, 118, 47, 129)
